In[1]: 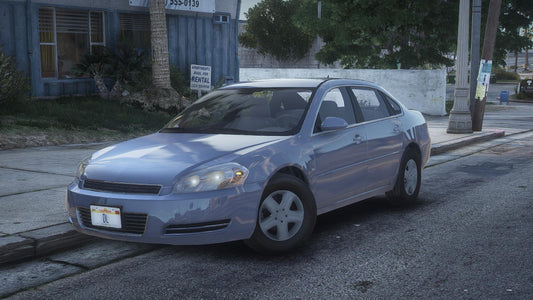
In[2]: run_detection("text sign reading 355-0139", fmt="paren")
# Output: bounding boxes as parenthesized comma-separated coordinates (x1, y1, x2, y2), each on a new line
(129, 0, 215, 13)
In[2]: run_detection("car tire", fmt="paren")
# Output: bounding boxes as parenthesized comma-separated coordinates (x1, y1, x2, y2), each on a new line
(387, 148, 421, 206)
(245, 174, 316, 254)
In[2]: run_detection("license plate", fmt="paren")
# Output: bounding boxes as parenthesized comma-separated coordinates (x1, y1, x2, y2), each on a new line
(90, 205, 122, 229)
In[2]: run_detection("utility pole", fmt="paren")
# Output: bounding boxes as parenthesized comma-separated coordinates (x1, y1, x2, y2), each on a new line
(472, 0, 502, 131)
(316, 1, 323, 68)
(469, 0, 482, 116)
(447, 0, 472, 134)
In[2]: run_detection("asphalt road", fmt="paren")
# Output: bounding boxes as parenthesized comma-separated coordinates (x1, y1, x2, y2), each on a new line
(4, 134, 533, 299)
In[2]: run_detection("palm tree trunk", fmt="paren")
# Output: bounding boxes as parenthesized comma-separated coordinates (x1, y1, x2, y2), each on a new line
(150, 0, 171, 88)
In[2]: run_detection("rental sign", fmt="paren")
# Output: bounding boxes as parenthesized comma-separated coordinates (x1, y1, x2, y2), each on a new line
(190, 64, 211, 91)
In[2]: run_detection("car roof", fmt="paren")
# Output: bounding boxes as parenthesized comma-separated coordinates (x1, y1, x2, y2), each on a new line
(220, 78, 379, 89)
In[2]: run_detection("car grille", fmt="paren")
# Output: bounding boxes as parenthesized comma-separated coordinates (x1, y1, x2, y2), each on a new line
(77, 207, 148, 235)
(83, 179, 161, 195)
(164, 219, 231, 235)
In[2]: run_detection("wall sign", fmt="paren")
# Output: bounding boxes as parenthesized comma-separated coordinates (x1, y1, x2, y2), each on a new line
(129, 0, 215, 14)
(190, 64, 212, 91)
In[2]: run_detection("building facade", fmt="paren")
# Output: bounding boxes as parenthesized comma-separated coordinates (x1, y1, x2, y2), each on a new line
(0, 0, 240, 97)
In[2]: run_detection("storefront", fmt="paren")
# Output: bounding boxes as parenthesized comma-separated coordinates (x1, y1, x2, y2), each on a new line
(0, 0, 240, 97)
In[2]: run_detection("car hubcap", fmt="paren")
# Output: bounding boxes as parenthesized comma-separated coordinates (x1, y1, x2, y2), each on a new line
(403, 159, 418, 195)
(259, 190, 304, 241)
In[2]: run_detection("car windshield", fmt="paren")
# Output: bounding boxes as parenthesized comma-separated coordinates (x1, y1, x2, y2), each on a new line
(161, 88, 314, 135)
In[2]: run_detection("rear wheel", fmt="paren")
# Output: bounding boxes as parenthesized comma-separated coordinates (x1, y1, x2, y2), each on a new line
(245, 174, 316, 254)
(387, 148, 421, 205)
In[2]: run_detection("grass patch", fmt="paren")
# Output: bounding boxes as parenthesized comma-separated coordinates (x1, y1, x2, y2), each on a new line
(1, 96, 173, 133)
(0, 96, 174, 149)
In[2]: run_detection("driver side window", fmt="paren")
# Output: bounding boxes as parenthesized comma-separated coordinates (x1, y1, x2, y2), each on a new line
(314, 88, 356, 132)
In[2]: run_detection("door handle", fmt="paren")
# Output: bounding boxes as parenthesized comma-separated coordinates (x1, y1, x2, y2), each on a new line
(393, 124, 401, 132)
(353, 134, 363, 144)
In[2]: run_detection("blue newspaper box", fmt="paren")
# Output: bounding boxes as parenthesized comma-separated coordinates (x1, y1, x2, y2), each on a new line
(499, 90, 509, 104)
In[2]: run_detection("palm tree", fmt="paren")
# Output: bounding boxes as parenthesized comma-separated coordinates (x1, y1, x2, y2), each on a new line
(148, 0, 182, 110)
(149, 0, 171, 88)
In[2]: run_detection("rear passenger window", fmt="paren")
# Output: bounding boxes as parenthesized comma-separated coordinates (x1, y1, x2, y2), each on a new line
(350, 88, 390, 121)
(382, 93, 402, 115)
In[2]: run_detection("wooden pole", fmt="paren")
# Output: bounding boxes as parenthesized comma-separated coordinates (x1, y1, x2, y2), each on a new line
(472, 0, 502, 131)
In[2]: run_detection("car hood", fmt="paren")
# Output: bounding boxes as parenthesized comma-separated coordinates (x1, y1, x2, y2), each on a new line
(83, 133, 286, 186)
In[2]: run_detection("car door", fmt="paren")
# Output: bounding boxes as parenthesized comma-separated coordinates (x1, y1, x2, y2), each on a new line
(349, 87, 404, 190)
(311, 87, 368, 210)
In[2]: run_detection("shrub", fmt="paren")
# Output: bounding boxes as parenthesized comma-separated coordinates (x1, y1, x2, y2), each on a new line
(113, 43, 151, 92)
(0, 47, 31, 105)
(170, 65, 197, 101)
(494, 68, 521, 81)
(73, 43, 151, 99)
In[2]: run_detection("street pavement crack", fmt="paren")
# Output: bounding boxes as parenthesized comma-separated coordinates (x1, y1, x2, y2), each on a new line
(47, 258, 90, 271)
(0, 166, 73, 178)
(0, 186, 69, 198)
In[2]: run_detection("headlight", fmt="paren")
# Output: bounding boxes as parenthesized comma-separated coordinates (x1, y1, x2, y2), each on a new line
(174, 163, 249, 193)
(76, 156, 91, 179)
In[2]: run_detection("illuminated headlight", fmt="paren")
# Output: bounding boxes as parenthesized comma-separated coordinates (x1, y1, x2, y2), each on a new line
(174, 163, 249, 193)
(76, 156, 91, 180)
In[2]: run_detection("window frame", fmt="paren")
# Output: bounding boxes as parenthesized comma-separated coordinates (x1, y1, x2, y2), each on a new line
(38, 7, 106, 79)
(313, 87, 358, 133)
(38, 7, 58, 78)
(348, 86, 393, 122)
(89, 11, 106, 53)
(378, 91, 403, 116)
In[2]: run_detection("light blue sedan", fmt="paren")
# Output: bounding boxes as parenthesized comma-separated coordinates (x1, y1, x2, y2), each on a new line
(66, 78, 431, 253)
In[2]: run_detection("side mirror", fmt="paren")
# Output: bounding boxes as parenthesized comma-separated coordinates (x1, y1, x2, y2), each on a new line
(320, 116, 348, 131)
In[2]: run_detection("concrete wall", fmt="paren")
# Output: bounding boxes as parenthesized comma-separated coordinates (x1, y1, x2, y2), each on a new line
(240, 68, 447, 116)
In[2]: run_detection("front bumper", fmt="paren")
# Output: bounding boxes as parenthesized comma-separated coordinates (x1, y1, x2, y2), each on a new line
(66, 181, 262, 245)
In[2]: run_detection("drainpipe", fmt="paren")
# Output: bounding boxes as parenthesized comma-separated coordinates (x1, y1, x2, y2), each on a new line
(235, 0, 241, 82)
(26, 0, 33, 96)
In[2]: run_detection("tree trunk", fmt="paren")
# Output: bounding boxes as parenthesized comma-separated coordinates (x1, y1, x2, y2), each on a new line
(150, 0, 172, 89)
(148, 0, 183, 112)
(472, 0, 502, 131)
(93, 73, 112, 100)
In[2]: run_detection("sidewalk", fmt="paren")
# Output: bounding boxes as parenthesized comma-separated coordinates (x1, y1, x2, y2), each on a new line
(1, 103, 532, 266)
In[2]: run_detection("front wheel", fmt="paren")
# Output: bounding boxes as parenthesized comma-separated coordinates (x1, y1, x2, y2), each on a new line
(387, 148, 421, 206)
(245, 174, 316, 254)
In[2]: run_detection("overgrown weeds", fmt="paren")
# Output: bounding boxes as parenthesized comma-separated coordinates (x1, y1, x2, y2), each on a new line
(0, 47, 31, 105)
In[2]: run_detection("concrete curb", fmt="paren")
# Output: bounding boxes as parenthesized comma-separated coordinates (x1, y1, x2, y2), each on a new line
(1, 223, 94, 266)
(509, 99, 533, 104)
(0, 130, 510, 266)
(430, 130, 505, 156)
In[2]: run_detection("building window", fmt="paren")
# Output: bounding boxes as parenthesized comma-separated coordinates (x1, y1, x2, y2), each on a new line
(119, 13, 150, 50)
(38, 7, 105, 79)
